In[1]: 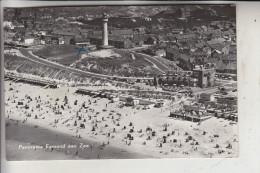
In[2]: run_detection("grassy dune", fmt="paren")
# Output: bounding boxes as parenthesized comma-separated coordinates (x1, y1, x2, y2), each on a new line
(32, 46, 162, 77)
(76, 49, 160, 77)
(33, 45, 79, 66)
(4, 54, 90, 83)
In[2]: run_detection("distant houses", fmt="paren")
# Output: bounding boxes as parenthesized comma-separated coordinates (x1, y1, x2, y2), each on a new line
(109, 29, 133, 38)
(4, 8, 237, 76)
(145, 36, 157, 45)
(166, 48, 180, 61)
(90, 35, 133, 49)
(175, 34, 197, 42)
(108, 37, 132, 49)
(41, 12, 52, 20)
(131, 36, 147, 47)
(74, 37, 90, 47)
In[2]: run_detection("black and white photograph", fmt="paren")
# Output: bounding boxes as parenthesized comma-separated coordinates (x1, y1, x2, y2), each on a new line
(3, 4, 238, 161)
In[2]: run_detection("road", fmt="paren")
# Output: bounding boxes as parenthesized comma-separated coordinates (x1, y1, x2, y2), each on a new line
(19, 48, 153, 81)
(194, 80, 237, 94)
(131, 51, 172, 72)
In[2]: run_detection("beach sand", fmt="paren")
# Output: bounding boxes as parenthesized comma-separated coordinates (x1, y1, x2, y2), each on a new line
(6, 122, 148, 160)
(4, 80, 238, 160)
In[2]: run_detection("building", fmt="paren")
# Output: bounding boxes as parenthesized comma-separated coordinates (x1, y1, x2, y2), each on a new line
(154, 100, 165, 108)
(155, 49, 166, 57)
(75, 37, 90, 47)
(38, 30, 48, 36)
(201, 25, 208, 32)
(145, 36, 157, 45)
(108, 37, 132, 49)
(52, 29, 79, 37)
(224, 62, 237, 74)
(58, 36, 75, 45)
(144, 17, 152, 21)
(222, 54, 236, 64)
(89, 34, 103, 46)
(41, 12, 52, 19)
(89, 34, 132, 49)
(41, 35, 57, 45)
(58, 37, 65, 44)
(110, 29, 133, 38)
(165, 48, 180, 61)
(199, 93, 215, 102)
(133, 27, 146, 35)
(178, 54, 195, 70)
(131, 36, 146, 47)
(175, 34, 197, 42)
(217, 96, 237, 106)
(170, 105, 212, 122)
(125, 97, 139, 106)
(4, 21, 14, 30)
(229, 44, 236, 54)
(192, 64, 216, 88)
(156, 73, 194, 87)
(23, 34, 35, 45)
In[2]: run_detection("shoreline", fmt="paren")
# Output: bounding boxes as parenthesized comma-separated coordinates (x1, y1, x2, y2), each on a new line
(6, 121, 150, 161)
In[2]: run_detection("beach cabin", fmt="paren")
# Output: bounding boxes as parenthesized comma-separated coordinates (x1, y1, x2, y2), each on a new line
(214, 110, 224, 118)
(119, 95, 129, 102)
(154, 102, 164, 108)
(111, 96, 119, 102)
(154, 100, 165, 108)
(171, 106, 211, 122)
(199, 93, 215, 102)
(139, 99, 155, 108)
(125, 97, 139, 106)
(105, 93, 119, 102)
(104, 92, 112, 98)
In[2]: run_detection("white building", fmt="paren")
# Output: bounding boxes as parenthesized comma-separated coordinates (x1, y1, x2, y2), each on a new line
(144, 17, 152, 21)
(24, 35, 35, 45)
(38, 30, 48, 36)
(4, 21, 14, 29)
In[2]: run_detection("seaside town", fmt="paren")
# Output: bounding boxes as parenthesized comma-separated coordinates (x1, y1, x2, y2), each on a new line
(3, 5, 238, 160)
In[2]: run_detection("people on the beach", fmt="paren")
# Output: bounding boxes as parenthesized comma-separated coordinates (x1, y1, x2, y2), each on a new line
(5, 80, 238, 159)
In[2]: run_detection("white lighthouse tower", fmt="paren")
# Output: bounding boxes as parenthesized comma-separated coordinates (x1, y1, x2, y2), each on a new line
(102, 12, 108, 46)
(101, 12, 113, 49)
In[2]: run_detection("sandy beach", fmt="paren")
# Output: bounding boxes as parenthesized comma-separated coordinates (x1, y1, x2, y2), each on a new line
(4, 80, 238, 160)
(6, 122, 148, 160)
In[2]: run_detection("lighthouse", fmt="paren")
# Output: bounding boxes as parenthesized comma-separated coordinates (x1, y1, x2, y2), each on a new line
(102, 12, 109, 47)
(100, 12, 113, 49)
